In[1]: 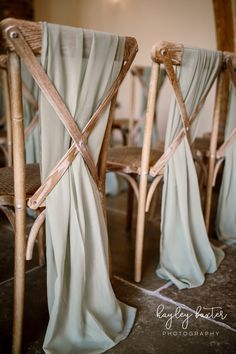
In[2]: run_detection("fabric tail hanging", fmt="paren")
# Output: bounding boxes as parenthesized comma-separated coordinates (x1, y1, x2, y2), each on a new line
(39, 23, 136, 354)
(156, 47, 225, 289)
(216, 84, 236, 245)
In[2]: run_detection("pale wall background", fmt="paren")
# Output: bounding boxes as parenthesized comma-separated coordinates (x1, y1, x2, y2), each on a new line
(34, 0, 217, 137)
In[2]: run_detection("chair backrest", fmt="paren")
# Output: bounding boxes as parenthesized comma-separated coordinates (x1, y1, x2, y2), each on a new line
(142, 41, 224, 211)
(0, 17, 138, 250)
(148, 42, 223, 176)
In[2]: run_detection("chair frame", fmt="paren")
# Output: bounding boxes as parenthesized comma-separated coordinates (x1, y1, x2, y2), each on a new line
(0, 17, 138, 354)
(108, 41, 225, 283)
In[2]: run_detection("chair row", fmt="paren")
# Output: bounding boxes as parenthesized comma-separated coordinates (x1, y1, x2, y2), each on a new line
(0, 17, 235, 354)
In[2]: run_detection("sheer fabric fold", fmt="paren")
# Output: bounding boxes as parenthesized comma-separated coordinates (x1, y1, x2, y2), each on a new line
(39, 22, 136, 354)
(216, 85, 236, 245)
(156, 47, 225, 289)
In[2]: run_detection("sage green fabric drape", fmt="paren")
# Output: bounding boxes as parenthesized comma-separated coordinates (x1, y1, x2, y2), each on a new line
(21, 64, 40, 163)
(39, 23, 136, 354)
(156, 47, 225, 289)
(216, 85, 236, 244)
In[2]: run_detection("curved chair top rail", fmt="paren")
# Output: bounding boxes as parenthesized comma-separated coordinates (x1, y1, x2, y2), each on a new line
(0, 18, 138, 61)
(151, 41, 183, 65)
(223, 51, 236, 68)
(151, 40, 236, 68)
(223, 51, 236, 91)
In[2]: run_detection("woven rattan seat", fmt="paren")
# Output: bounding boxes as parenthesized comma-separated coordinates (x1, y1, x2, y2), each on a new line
(0, 164, 40, 201)
(107, 146, 162, 174)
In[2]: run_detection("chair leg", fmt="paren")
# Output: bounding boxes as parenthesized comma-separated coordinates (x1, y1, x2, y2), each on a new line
(8, 51, 26, 354)
(134, 175, 148, 282)
(147, 186, 159, 222)
(108, 246, 113, 282)
(205, 70, 225, 234)
(205, 155, 215, 233)
(12, 209, 26, 354)
(126, 184, 134, 232)
(37, 223, 46, 266)
(0, 205, 15, 231)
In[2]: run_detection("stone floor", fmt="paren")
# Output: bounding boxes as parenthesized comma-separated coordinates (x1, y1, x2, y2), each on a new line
(0, 189, 236, 353)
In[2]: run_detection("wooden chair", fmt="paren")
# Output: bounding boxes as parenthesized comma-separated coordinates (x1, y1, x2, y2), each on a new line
(107, 41, 224, 282)
(0, 17, 137, 354)
(204, 51, 236, 233)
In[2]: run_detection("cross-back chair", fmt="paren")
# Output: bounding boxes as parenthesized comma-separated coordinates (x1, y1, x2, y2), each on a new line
(0, 17, 137, 354)
(204, 51, 236, 235)
(108, 41, 225, 283)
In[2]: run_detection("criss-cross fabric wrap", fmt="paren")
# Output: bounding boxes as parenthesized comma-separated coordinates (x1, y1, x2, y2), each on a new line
(39, 23, 136, 354)
(156, 47, 225, 289)
(216, 83, 236, 244)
